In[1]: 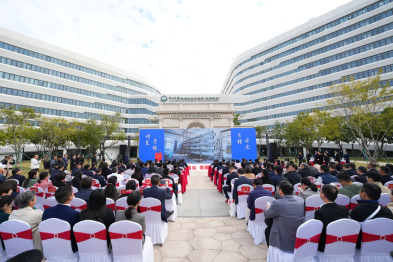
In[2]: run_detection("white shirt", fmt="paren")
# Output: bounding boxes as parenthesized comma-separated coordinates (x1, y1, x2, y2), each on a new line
(30, 158, 41, 169)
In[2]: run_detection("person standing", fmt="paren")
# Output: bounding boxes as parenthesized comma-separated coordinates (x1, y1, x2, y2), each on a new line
(306, 151, 312, 163)
(30, 155, 43, 172)
(343, 150, 350, 163)
(62, 154, 68, 170)
(49, 156, 57, 175)
(70, 155, 77, 171)
(297, 152, 304, 166)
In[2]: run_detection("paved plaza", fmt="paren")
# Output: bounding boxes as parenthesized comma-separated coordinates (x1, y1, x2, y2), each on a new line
(154, 171, 268, 262)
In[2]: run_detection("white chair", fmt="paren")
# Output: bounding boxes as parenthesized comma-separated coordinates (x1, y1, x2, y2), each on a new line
(293, 183, 301, 196)
(109, 221, 154, 262)
(106, 198, 116, 212)
(247, 196, 274, 245)
(352, 182, 363, 186)
(355, 218, 393, 262)
(308, 177, 317, 183)
(70, 198, 87, 212)
(39, 218, 78, 261)
(16, 186, 25, 193)
(293, 196, 305, 205)
(140, 198, 168, 245)
(142, 179, 152, 187)
(92, 179, 101, 188)
(379, 193, 391, 207)
(0, 220, 34, 259)
(267, 219, 323, 262)
(305, 195, 323, 221)
(262, 184, 275, 197)
(43, 198, 58, 210)
(256, 173, 262, 178)
(26, 186, 45, 211)
(160, 186, 177, 221)
(122, 174, 130, 185)
(317, 219, 360, 262)
(44, 185, 58, 198)
(236, 184, 253, 219)
(116, 197, 128, 211)
(314, 182, 323, 190)
(161, 179, 173, 188)
(332, 182, 342, 189)
(127, 178, 140, 188)
(384, 181, 393, 190)
(73, 220, 112, 262)
(72, 187, 78, 195)
(334, 194, 350, 210)
(177, 184, 183, 205)
(350, 194, 361, 211)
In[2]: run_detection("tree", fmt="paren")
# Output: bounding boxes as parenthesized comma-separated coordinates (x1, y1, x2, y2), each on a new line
(325, 70, 393, 163)
(0, 107, 39, 166)
(80, 118, 101, 160)
(284, 112, 315, 150)
(311, 110, 335, 151)
(233, 114, 244, 126)
(324, 116, 354, 150)
(270, 121, 286, 156)
(255, 126, 267, 157)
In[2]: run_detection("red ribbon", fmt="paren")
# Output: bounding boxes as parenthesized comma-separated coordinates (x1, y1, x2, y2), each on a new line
(107, 203, 115, 211)
(1, 229, 33, 240)
(117, 206, 127, 211)
(139, 205, 161, 213)
(74, 229, 107, 243)
(238, 191, 250, 196)
(121, 190, 132, 195)
(255, 208, 265, 214)
(36, 192, 44, 197)
(43, 205, 52, 210)
(109, 230, 142, 240)
(305, 206, 320, 212)
(40, 230, 71, 241)
(349, 203, 358, 210)
(71, 204, 87, 210)
(362, 232, 393, 243)
(325, 234, 358, 244)
(295, 233, 321, 249)
(344, 204, 349, 210)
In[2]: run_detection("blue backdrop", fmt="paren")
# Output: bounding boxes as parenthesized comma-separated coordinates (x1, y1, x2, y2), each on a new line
(139, 129, 165, 162)
(231, 128, 257, 161)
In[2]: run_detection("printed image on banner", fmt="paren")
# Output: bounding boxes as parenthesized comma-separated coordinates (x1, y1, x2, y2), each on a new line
(164, 128, 232, 164)
(139, 129, 164, 162)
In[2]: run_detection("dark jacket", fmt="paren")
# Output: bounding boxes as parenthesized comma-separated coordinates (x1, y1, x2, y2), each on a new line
(71, 168, 81, 176)
(261, 176, 274, 186)
(82, 169, 94, 177)
(70, 158, 77, 170)
(141, 167, 149, 175)
(248, 186, 273, 221)
(71, 179, 81, 191)
(271, 174, 285, 187)
(298, 168, 315, 178)
(355, 174, 367, 184)
(320, 173, 339, 184)
(314, 203, 348, 252)
(252, 167, 262, 176)
(143, 185, 172, 222)
(75, 189, 94, 204)
(324, 155, 330, 165)
(330, 170, 339, 177)
(268, 170, 276, 178)
(7, 174, 26, 185)
(347, 169, 357, 177)
(43, 204, 80, 252)
(317, 154, 324, 165)
(52, 180, 67, 188)
(92, 174, 107, 188)
(226, 172, 239, 191)
(101, 168, 112, 179)
(233, 176, 252, 204)
(222, 167, 230, 176)
(381, 175, 393, 186)
(285, 171, 302, 185)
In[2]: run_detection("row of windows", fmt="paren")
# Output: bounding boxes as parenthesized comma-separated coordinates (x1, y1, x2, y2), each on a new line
(238, 64, 393, 123)
(0, 71, 158, 107)
(0, 103, 155, 125)
(232, 24, 393, 89)
(0, 86, 157, 115)
(241, 50, 393, 96)
(235, 67, 392, 106)
(0, 56, 146, 95)
(0, 42, 160, 95)
(233, 34, 393, 93)
(123, 128, 139, 134)
(225, 6, 393, 94)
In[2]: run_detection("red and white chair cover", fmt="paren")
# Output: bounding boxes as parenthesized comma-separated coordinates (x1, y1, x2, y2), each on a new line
(169, 174, 179, 183)
(332, 182, 342, 189)
(384, 181, 393, 190)
(293, 183, 302, 196)
(162, 179, 173, 188)
(144, 174, 155, 180)
(334, 194, 350, 210)
(43, 198, 58, 210)
(73, 220, 112, 262)
(228, 178, 239, 217)
(106, 198, 116, 213)
(70, 198, 87, 212)
(349, 194, 361, 211)
(122, 175, 130, 185)
(352, 182, 363, 186)
(308, 177, 317, 183)
(236, 184, 253, 219)
(39, 218, 78, 261)
(293, 196, 305, 205)
(262, 184, 275, 197)
(140, 198, 168, 245)
(305, 195, 323, 221)
(160, 186, 177, 221)
(317, 219, 360, 262)
(16, 186, 25, 193)
(116, 197, 128, 211)
(128, 178, 140, 188)
(72, 187, 78, 196)
(92, 179, 101, 188)
(177, 184, 183, 205)
(355, 218, 393, 262)
(45, 185, 58, 199)
(109, 221, 154, 262)
(142, 179, 152, 187)
(378, 193, 391, 207)
(267, 219, 323, 262)
(314, 182, 323, 190)
(26, 186, 45, 211)
(247, 196, 274, 245)
(0, 220, 34, 259)
(256, 173, 262, 178)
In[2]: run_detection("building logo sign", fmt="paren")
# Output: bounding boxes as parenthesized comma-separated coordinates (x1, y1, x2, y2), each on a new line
(160, 95, 168, 102)
(170, 113, 222, 118)
(161, 96, 220, 102)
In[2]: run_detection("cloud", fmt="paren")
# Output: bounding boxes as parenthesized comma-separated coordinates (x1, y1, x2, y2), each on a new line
(0, 0, 352, 94)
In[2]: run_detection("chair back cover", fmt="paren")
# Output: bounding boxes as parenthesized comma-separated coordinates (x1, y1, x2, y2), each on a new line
(122, 174, 130, 185)
(384, 181, 393, 190)
(314, 182, 323, 190)
(308, 177, 317, 183)
(350, 194, 361, 211)
(162, 179, 173, 188)
(16, 186, 25, 193)
(332, 182, 342, 189)
(379, 193, 391, 206)
(72, 187, 78, 195)
(0, 220, 34, 258)
(115, 197, 128, 211)
(128, 178, 140, 187)
(324, 219, 360, 256)
(109, 221, 143, 258)
(334, 194, 350, 210)
(236, 184, 253, 203)
(262, 184, 275, 196)
(293, 219, 323, 261)
(8, 179, 19, 185)
(360, 218, 393, 255)
(44, 186, 58, 198)
(27, 186, 45, 210)
(353, 182, 363, 186)
(143, 179, 152, 187)
(43, 198, 58, 210)
(106, 198, 115, 211)
(39, 218, 74, 259)
(92, 179, 101, 188)
(140, 198, 161, 223)
(293, 183, 301, 195)
(254, 196, 274, 226)
(305, 195, 323, 221)
(70, 197, 87, 212)
(73, 220, 109, 255)
(293, 195, 305, 205)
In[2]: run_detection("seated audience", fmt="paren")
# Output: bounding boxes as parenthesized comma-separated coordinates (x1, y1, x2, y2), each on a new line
(161, 168, 178, 197)
(82, 164, 94, 177)
(100, 162, 111, 179)
(109, 167, 123, 181)
(284, 164, 302, 185)
(118, 180, 138, 199)
(268, 164, 276, 178)
(387, 190, 393, 214)
(52, 172, 67, 188)
(336, 171, 361, 198)
(144, 167, 156, 179)
(5, 180, 19, 198)
(328, 163, 339, 177)
(33, 172, 50, 190)
(308, 163, 319, 176)
(346, 163, 357, 176)
(252, 162, 262, 176)
(298, 177, 319, 200)
(260, 169, 274, 186)
(379, 166, 393, 185)
(141, 162, 149, 175)
(349, 183, 393, 248)
(244, 167, 256, 179)
(319, 164, 339, 184)
(223, 166, 239, 201)
(71, 163, 82, 176)
(22, 170, 38, 189)
(143, 175, 174, 222)
(92, 168, 106, 188)
(107, 176, 118, 188)
(298, 163, 315, 178)
(105, 184, 118, 201)
(264, 180, 304, 249)
(170, 164, 181, 176)
(366, 170, 391, 194)
(42, 185, 79, 252)
(7, 168, 25, 185)
(124, 163, 134, 177)
(132, 166, 144, 187)
(271, 165, 285, 187)
(10, 191, 43, 251)
(314, 184, 348, 252)
(0, 182, 12, 196)
(0, 195, 13, 224)
(115, 191, 146, 245)
(71, 170, 83, 190)
(90, 163, 97, 172)
(75, 177, 94, 204)
(355, 166, 368, 184)
(233, 169, 253, 205)
(247, 178, 273, 221)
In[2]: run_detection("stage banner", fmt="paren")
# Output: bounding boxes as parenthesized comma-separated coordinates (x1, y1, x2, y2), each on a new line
(231, 128, 257, 161)
(139, 129, 164, 162)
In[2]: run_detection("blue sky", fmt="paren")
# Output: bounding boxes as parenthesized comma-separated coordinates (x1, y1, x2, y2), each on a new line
(0, 0, 352, 94)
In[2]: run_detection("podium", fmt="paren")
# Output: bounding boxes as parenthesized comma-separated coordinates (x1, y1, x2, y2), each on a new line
(155, 152, 162, 162)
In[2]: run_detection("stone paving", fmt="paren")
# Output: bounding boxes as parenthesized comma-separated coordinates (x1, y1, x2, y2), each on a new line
(154, 170, 268, 262)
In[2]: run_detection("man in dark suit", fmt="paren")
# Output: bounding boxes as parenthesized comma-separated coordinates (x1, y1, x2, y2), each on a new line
(306, 151, 312, 163)
(317, 152, 324, 165)
(92, 168, 106, 188)
(82, 164, 94, 177)
(70, 155, 77, 170)
(346, 163, 357, 177)
(343, 150, 350, 163)
(329, 163, 339, 177)
(251, 163, 262, 176)
(298, 163, 315, 178)
(314, 185, 348, 252)
(42, 185, 79, 252)
(297, 152, 304, 166)
(7, 168, 25, 185)
(52, 172, 67, 188)
(355, 166, 368, 184)
(379, 166, 393, 185)
(71, 163, 82, 176)
(284, 164, 302, 185)
(248, 179, 273, 221)
(334, 150, 341, 164)
(232, 172, 252, 205)
(271, 166, 286, 187)
(141, 162, 149, 176)
(171, 164, 181, 176)
(75, 177, 94, 204)
(223, 166, 239, 201)
(222, 162, 230, 176)
(268, 164, 276, 178)
(143, 175, 174, 222)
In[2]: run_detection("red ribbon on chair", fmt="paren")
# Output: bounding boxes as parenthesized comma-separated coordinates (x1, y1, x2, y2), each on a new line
(255, 208, 265, 214)
(36, 192, 44, 197)
(139, 205, 161, 213)
(0, 229, 33, 240)
(74, 229, 107, 243)
(349, 203, 358, 210)
(116, 206, 127, 211)
(344, 204, 349, 210)
(295, 233, 321, 249)
(305, 206, 320, 212)
(238, 191, 250, 196)
(325, 234, 358, 244)
(71, 204, 87, 210)
(43, 205, 52, 210)
(40, 230, 71, 241)
(362, 232, 393, 243)
(107, 203, 115, 211)
(109, 230, 142, 240)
